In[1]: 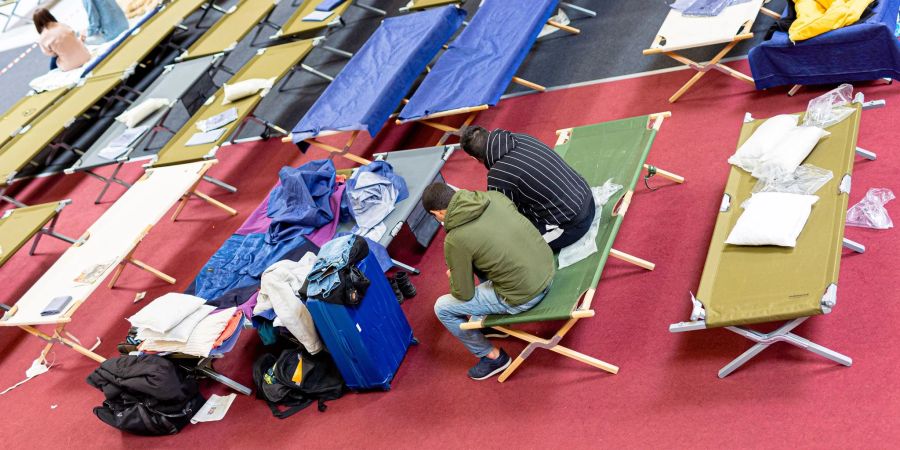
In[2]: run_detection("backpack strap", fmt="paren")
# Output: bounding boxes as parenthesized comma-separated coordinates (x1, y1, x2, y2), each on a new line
(267, 397, 314, 420)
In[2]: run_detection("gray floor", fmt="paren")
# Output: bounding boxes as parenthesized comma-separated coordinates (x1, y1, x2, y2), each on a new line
(0, 0, 787, 177)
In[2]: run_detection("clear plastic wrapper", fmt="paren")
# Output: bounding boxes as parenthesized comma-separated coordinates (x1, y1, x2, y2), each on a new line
(558, 180, 623, 269)
(846, 188, 895, 229)
(803, 83, 856, 128)
(752, 164, 833, 195)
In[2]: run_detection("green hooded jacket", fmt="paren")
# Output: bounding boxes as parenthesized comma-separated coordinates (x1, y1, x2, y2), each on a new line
(443, 190, 555, 305)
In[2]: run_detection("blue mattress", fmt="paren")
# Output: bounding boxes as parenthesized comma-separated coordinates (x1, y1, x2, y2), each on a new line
(80, 5, 162, 78)
(291, 6, 466, 143)
(748, 0, 900, 90)
(398, 0, 558, 122)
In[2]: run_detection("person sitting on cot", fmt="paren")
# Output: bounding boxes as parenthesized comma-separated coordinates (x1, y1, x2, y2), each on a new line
(423, 182, 555, 380)
(460, 125, 594, 252)
(34, 8, 91, 72)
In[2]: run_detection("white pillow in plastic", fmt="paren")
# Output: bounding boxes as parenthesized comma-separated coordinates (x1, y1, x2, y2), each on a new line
(752, 126, 829, 180)
(725, 192, 819, 247)
(222, 78, 275, 104)
(116, 98, 169, 128)
(727, 114, 798, 172)
(127, 292, 206, 333)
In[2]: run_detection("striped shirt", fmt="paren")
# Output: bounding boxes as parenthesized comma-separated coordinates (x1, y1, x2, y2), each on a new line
(485, 129, 592, 227)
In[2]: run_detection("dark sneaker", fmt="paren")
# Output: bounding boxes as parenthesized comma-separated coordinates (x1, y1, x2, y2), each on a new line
(389, 277, 405, 304)
(468, 349, 511, 380)
(395, 271, 417, 298)
(481, 328, 509, 339)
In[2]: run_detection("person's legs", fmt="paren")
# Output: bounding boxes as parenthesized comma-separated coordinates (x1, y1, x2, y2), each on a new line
(434, 282, 510, 358)
(82, 0, 101, 37)
(547, 200, 596, 252)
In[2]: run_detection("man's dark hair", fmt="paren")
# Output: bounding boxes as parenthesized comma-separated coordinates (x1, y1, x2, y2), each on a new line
(460, 126, 489, 162)
(422, 183, 456, 212)
(33, 8, 58, 34)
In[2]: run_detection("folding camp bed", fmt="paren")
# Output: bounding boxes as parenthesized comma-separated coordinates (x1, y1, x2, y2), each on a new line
(0, 72, 131, 207)
(0, 200, 76, 268)
(77, 3, 165, 80)
(399, 0, 597, 18)
(272, 0, 385, 41)
(643, 0, 781, 103)
(396, 0, 591, 145)
(147, 39, 316, 169)
(749, 0, 900, 95)
(176, 0, 280, 64)
(669, 101, 884, 378)
(0, 88, 68, 150)
(0, 160, 236, 364)
(286, 6, 466, 164)
(67, 55, 221, 204)
(337, 145, 454, 273)
(0, 0, 27, 32)
(85, 0, 211, 79)
(461, 113, 685, 382)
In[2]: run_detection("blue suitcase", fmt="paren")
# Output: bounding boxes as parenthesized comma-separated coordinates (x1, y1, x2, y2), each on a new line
(306, 252, 416, 391)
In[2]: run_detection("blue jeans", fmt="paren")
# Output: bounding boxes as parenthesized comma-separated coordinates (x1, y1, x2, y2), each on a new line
(83, 0, 129, 42)
(434, 281, 547, 357)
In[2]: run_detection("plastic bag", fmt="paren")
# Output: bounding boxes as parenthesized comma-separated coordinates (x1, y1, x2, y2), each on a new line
(803, 83, 856, 129)
(846, 188, 895, 229)
(557, 180, 623, 269)
(752, 164, 833, 195)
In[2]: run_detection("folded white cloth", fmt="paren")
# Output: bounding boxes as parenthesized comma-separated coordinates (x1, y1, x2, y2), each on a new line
(128, 293, 206, 333)
(136, 305, 215, 343)
(140, 307, 237, 357)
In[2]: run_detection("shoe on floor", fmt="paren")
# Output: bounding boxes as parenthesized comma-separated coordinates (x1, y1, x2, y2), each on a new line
(395, 271, 417, 298)
(481, 328, 509, 339)
(468, 349, 511, 380)
(389, 277, 405, 304)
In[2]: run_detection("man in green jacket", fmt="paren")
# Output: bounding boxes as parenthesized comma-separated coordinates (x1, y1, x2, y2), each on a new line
(422, 183, 555, 380)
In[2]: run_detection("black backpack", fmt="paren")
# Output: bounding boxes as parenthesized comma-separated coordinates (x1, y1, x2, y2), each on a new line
(86, 355, 206, 436)
(252, 349, 345, 419)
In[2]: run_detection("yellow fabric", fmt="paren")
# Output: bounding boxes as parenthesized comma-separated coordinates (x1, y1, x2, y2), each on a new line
(789, 0, 874, 41)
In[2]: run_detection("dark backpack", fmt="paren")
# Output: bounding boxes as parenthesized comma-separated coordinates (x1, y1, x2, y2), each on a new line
(252, 349, 345, 419)
(86, 355, 205, 436)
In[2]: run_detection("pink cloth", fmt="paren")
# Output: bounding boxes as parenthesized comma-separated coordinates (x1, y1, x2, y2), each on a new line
(39, 24, 91, 71)
(306, 183, 345, 247)
(235, 185, 278, 235)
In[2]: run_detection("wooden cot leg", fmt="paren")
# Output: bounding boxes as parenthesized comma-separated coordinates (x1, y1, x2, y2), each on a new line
(609, 248, 655, 271)
(192, 190, 237, 216)
(644, 164, 685, 184)
(788, 84, 802, 96)
(171, 194, 190, 221)
(511, 77, 546, 92)
(127, 258, 176, 284)
(20, 325, 106, 364)
(436, 112, 480, 146)
(497, 354, 529, 383)
(669, 68, 708, 103)
(666, 40, 742, 103)
(108, 262, 127, 288)
(547, 20, 580, 34)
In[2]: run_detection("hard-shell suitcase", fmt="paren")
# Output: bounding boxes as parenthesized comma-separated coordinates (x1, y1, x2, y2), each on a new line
(306, 253, 416, 390)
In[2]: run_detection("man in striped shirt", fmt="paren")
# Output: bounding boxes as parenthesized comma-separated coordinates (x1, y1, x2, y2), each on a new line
(460, 126, 594, 251)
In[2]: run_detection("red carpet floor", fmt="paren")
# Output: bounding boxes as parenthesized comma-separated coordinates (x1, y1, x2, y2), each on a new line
(2, 60, 899, 448)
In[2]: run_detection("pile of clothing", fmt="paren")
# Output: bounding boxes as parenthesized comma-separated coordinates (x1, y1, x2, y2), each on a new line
(127, 293, 243, 358)
(669, 0, 751, 17)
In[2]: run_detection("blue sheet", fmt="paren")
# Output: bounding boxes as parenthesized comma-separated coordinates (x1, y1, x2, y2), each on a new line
(748, 0, 900, 90)
(398, 0, 558, 122)
(80, 4, 161, 78)
(291, 6, 465, 143)
(315, 0, 347, 12)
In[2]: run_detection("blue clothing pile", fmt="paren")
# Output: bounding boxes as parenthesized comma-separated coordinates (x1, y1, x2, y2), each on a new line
(267, 159, 336, 243)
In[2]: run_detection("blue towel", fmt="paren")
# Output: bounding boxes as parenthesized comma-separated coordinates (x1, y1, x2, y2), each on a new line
(267, 160, 336, 243)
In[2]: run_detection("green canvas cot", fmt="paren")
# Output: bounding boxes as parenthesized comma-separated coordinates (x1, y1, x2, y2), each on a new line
(0, 200, 75, 267)
(0, 73, 127, 207)
(461, 112, 684, 382)
(177, 0, 279, 62)
(0, 88, 68, 150)
(669, 101, 881, 378)
(88, 0, 209, 78)
(149, 39, 316, 169)
(273, 0, 381, 40)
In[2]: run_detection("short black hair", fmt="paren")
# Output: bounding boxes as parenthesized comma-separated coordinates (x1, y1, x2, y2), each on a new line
(422, 183, 455, 212)
(460, 126, 488, 162)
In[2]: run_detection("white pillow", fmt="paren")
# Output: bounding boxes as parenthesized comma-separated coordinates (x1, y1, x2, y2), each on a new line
(136, 305, 215, 343)
(222, 78, 275, 104)
(116, 98, 169, 128)
(127, 293, 206, 333)
(725, 192, 819, 247)
(727, 114, 798, 172)
(752, 126, 829, 180)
